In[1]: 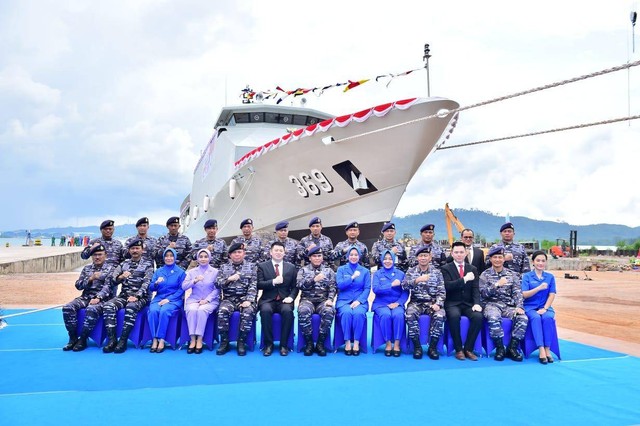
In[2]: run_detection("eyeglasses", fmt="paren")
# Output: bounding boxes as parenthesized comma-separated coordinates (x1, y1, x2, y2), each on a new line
(462, 236, 474, 239)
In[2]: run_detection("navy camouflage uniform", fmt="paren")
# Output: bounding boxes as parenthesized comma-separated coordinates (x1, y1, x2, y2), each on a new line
(192, 237, 228, 268)
(216, 260, 258, 336)
(402, 264, 446, 340)
(297, 234, 334, 267)
(230, 235, 264, 264)
(123, 235, 157, 266)
(155, 234, 192, 270)
(264, 237, 299, 265)
(485, 241, 531, 280)
(371, 239, 407, 271)
(296, 263, 336, 337)
(332, 239, 370, 268)
(479, 267, 528, 341)
(81, 238, 123, 269)
(408, 241, 446, 270)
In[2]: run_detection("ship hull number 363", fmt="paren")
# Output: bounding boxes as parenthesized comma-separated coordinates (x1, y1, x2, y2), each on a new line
(289, 170, 334, 197)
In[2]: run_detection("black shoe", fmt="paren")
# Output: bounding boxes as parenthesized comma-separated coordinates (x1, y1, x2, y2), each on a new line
(102, 337, 117, 354)
(344, 349, 353, 356)
(62, 333, 78, 351)
(506, 339, 523, 362)
(411, 337, 423, 360)
(547, 356, 554, 363)
(187, 346, 195, 354)
(315, 335, 327, 357)
(113, 338, 128, 354)
(195, 347, 203, 354)
(384, 349, 392, 357)
(303, 336, 314, 356)
(392, 349, 401, 357)
(427, 338, 439, 360)
(493, 338, 505, 361)
(353, 348, 360, 356)
(156, 346, 165, 354)
(150, 347, 157, 353)
(237, 339, 247, 356)
(280, 346, 289, 356)
(539, 357, 548, 364)
(216, 333, 230, 355)
(263, 344, 273, 357)
(72, 337, 88, 352)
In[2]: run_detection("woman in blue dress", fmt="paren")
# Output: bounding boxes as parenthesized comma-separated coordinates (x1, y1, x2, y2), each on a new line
(372, 250, 408, 357)
(521, 250, 557, 364)
(147, 248, 186, 352)
(336, 246, 371, 355)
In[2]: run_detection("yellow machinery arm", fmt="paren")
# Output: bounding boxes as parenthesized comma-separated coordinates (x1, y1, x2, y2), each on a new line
(444, 203, 465, 246)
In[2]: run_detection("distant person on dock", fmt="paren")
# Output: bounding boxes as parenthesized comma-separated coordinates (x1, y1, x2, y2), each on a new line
(522, 250, 557, 364)
(154, 217, 192, 270)
(59, 235, 66, 246)
(123, 217, 157, 266)
(264, 221, 299, 266)
(371, 222, 408, 272)
(61, 244, 114, 351)
(296, 217, 334, 268)
(332, 222, 370, 268)
(191, 219, 227, 269)
(81, 220, 124, 270)
(230, 218, 265, 264)
(485, 222, 530, 280)
(51, 236, 56, 246)
(408, 224, 446, 270)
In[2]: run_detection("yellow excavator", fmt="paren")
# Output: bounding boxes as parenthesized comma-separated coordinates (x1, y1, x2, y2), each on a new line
(444, 203, 465, 246)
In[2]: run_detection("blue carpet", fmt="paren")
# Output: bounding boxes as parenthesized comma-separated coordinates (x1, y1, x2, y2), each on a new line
(1, 309, 639, 425)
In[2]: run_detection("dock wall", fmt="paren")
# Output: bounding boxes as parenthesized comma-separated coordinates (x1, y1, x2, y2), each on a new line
(0, 252, 87, 274)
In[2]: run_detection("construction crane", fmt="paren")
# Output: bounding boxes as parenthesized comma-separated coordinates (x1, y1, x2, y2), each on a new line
(444, 203, 465, 246)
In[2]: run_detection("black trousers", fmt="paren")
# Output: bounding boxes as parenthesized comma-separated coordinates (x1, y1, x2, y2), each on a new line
(259, 300, 294, 349)
(445, 304, 483, 352)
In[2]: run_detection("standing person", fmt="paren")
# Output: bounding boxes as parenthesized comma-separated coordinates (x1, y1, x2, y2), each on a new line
(230, 218, 264, 264)
(102, 239, 154, 354)
(215, 243, 258, 356)
(522, 250, 557, 364)
(335, 246, 370, 355)
(296, 217, 334, 267)
(480, 246, 528, 362)
(257, 241, 298, 356)
(264, 221, 299, 266)
(408, 224, 446, 270)
(155, 217, 192, 270)
(460, 228, 486, 274)
(147, 248, 186, 353)
(81, 220, 124, 270)
(61, 244, 113, 351)
(51, 236, 56, 246)
(332, 222, 370, 268)
(485, 222, 530, 280)
(182, 248, 219, 354)
(123, 217, 157, 266)
(402, 246, 446, 360)
(371, 222, 408, 272)
(441, 241, 483, 361)
(372, 250, 408, 357)
(297, 247, 336, 356)
(191, 219, 228, 269)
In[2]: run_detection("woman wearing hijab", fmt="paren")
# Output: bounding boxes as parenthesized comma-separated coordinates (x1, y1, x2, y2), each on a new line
(372, 250, 408, 357)
(335, 246, 371, 355)
(182, 248, 220, 354)
(147, 248, 186, 353)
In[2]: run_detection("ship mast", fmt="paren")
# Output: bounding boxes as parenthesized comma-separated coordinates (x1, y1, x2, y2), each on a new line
(423, 43, 431, 97)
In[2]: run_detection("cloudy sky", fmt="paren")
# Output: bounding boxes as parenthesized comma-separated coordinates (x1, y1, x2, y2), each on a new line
(1, 0, 639, 232)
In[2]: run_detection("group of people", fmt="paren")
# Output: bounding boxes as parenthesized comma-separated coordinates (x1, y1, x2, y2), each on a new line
(61, 216, 557, 364)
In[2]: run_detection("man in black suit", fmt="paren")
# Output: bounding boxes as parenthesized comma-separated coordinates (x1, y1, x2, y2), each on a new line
(442, 241, 483, 361)
(461, 228, 486, 274)
(257, 241, 299, 356)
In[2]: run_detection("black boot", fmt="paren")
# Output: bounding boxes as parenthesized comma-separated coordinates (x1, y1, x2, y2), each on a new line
(493, 337, 505, 361)
(303, 335, 314, 356)
(315, 333, 327, 356)
(72, 330, 90, 352)
(412, 337, 423, 359)
(216, 332, 230, 355)
(102, 328, 117, 353)
(62, 330, 78, 351)
(113, 326, 132, 354)
(427, 337, 440, 360)
(237, 332, 247, 356)
(506, 338, 523, 362)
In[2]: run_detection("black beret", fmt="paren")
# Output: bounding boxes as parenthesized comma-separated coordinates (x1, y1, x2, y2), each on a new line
(89, 244, 106, 255)
(135, 217, 149, 227)
(381, 222, 395, 232)
(344, 221, 359, 231)
(228, 242, 245, 254)
(275, 221, 289, 231)
(240, 218, 253, 228)
(488, 246, 505, 257)
(420, 224, 435, 233)
(415, 245, 431, 256)
(127, 238, 143, 249)
(204, 219, 218, 228)
(500, 222, 514, 232)
(100, 220, 114, 229)
(308, 216, 321, 227)
(307, 246, 322, 256)
(166, 216, 180, 226)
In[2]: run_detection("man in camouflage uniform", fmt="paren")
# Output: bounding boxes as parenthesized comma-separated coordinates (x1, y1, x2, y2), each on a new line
(230, 218, 264, 264)
(215, 242, 258, 356)
(371, 222, 407, 271)
(62, 244, 114, 351)
(81, 219, 123, 269)
(123, 217, 157, 267)
(408, 224, 446, 270)
(264, 221, 299, 266)
(191, 218, 228, 268)
(155, 216, 192, 270)
(332, 221, 370, 268)
(296, 216, 334, 268)
(102, 239, 154, 354)
(297, 246, 336, 356)
(402, 246, 446, 360)
(480, 246, 528, 362)
(485, 222, 531, 280)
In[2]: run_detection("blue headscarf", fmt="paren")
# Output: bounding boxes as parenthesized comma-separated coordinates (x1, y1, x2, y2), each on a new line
(163, 247, 178, 271)
(380, 249, 397, 272)
(347, 245, 361, 272)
